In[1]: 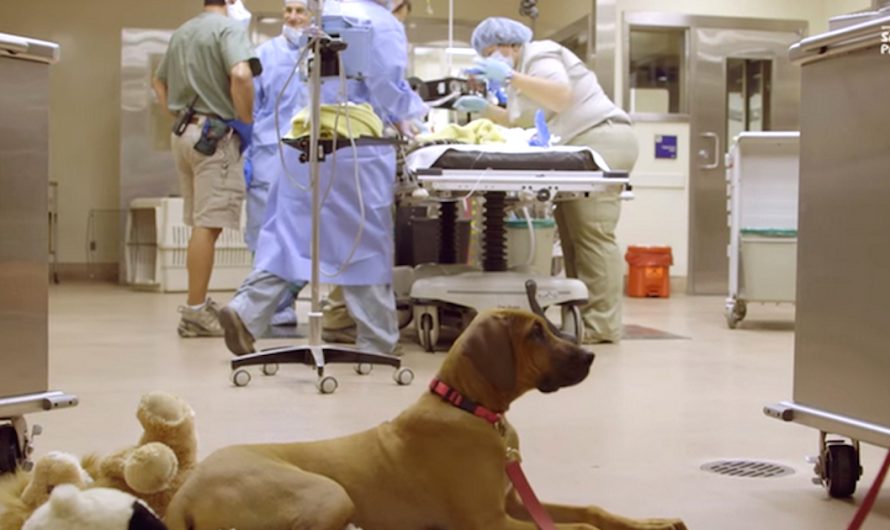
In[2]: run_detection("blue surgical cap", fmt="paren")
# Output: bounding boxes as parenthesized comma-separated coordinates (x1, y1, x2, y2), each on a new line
(471, 17, 534, 55)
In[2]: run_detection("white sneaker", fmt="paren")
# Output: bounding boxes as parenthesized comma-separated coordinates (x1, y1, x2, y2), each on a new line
(177, 302, 224, 337)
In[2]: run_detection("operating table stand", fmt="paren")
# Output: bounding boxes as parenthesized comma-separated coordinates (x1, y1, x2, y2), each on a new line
(410, 168, 629, 352)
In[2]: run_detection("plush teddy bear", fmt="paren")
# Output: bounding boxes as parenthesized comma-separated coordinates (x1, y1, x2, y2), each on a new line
(0, 452, 93, 530)
(21, 484, 166, 530)
(83, 392, 198, 519)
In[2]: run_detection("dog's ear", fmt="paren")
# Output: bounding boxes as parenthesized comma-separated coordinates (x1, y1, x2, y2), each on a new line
(461, 313, 516, 393)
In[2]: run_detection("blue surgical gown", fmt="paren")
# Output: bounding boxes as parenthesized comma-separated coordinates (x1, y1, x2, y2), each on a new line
(253, 0, 427, 286)
(244, 34, 307, 251)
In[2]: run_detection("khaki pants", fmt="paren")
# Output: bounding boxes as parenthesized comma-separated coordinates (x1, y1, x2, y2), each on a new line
(171, 119, 245, 229)
(322, 286, 355, 330)
(556, 121, 639, 342)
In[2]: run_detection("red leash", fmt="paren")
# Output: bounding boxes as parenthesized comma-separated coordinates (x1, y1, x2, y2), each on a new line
(429, 379, 557, 530)
(505, 459, 558, 530)
(847, 448, 890, 530)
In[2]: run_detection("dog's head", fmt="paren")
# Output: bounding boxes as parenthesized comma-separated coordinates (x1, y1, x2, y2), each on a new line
(437, 309, 594, 411)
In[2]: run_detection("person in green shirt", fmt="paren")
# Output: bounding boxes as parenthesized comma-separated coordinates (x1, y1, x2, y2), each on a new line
(152, 0, 260, 338)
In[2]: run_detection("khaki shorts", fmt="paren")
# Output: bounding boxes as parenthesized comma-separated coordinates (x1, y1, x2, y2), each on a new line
(171, 118, 245, 229)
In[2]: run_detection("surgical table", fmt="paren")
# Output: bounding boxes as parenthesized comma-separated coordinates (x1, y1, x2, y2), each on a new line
(404, 144, 629, 351)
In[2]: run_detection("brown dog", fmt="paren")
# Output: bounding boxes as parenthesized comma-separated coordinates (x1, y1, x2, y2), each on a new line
(165, 309, 687, 530)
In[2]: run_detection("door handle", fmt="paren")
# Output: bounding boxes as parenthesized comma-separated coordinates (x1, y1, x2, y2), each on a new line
(698, 132, 721, 170)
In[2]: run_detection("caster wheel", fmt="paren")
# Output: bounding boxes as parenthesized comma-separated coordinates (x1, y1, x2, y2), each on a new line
(420, 314, 433, 352)
(317, 376, 338, 394)
(0, 425, 22, 474)
(354, 363, 373, 375)
(561, 305, 583, 345)
(414, 305, 440, 353)
(725, 299, 747, 329)
(397, 307, 412, 329)
(824, 443, 860, 498)
(419, 314, 436, 353)
(262, 363, 279, 376)
(393, 367, 415, 386)
(232, 369, 251, 387)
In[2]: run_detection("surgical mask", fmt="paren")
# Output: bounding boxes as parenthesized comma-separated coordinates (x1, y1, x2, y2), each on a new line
(282, 25, 304, 46)
(489, 50, 516, 69)
(227, 0, 253, 28)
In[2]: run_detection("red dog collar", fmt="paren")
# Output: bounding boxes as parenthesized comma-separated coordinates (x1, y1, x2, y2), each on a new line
(428, 378, 502, 424)
(428, 378, 558, 530)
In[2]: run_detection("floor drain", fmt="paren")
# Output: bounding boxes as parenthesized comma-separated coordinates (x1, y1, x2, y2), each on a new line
(701, 459, 795, 478)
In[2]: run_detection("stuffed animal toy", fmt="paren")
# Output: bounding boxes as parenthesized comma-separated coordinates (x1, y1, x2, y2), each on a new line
(83, 392, 198, 518)
(0, 452, 92, 530)
(21, 484, 166, 530)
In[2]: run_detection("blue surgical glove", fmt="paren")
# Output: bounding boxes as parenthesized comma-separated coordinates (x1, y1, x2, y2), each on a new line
(243, 158, 253, 188)
(466, 57, 514, 84)
(453, 95, 489, 113)
(494, 87, 509, 106)
(528, 109, 552, 147)
(225, 120, 253, 155)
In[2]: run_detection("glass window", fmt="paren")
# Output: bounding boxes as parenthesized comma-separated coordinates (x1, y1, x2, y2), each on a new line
(628, 28, 685, 114)
(410, 45, 478, 130)
(409, 45, 476, 81)
(725, 58, 772, 142)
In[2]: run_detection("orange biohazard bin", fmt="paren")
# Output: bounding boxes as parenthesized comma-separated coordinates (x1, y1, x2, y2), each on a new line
(625, 246, 673, 298)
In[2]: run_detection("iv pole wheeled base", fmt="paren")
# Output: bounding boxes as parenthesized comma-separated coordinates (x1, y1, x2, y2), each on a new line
(231, 344, 414, 394)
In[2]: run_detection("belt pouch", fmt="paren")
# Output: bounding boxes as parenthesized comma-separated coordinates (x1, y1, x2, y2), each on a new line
(193, 117, 229, 156)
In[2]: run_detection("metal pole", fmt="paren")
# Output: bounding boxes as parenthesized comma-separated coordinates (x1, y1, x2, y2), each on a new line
(308, 0, 324, 347)
(447, 0, 453, 74)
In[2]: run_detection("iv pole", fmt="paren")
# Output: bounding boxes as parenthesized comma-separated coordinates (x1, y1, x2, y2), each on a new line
(307, 0, 324, 351)
(229, 0, 414, 393)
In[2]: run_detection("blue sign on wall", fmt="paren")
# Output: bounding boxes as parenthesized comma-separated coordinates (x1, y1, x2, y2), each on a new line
(655, 135, 678, 159)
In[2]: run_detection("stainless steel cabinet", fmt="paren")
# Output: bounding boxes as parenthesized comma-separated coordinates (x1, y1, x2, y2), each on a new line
(766, 12, 890, 498)
(0, 33, 77, 473)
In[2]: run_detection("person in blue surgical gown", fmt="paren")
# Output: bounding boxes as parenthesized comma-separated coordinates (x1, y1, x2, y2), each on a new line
(242, 0, 311, 327)
(219, 0, 428, 356)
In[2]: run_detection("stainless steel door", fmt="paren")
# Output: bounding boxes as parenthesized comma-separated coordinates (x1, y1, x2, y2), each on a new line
(688, 24, 804, 294)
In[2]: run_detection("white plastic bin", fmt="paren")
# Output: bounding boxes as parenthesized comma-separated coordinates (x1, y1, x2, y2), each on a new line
(506, 218, 556, 276)
(125, 197, 251, 292)
(739, 231, 797, 303)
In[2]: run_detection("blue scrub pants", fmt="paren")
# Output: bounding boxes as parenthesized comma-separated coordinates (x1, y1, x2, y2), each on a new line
(228, 269, 399, 354)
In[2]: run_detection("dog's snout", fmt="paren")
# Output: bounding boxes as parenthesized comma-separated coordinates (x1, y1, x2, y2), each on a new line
(580, 351, 594, 367)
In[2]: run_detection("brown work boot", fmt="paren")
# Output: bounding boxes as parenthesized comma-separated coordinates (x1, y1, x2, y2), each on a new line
(219, 306, 256, 356)
(321, 326, 357, 344)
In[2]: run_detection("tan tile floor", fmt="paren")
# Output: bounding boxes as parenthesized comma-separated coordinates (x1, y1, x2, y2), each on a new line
(27, 282, 890, 529)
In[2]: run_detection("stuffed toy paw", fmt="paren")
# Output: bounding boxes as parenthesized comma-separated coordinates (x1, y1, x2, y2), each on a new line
(0, 452, 92, 530)
(21, 484, 166, 530)
(85, 392, 198, 518)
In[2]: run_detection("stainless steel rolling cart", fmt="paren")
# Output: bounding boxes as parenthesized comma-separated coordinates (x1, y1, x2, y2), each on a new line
(725, 132, 800, 328)
(0, 33, 78, 473)
(764, 9, 890, 498)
